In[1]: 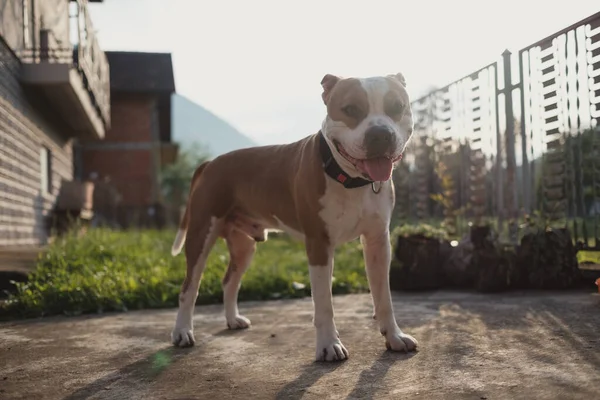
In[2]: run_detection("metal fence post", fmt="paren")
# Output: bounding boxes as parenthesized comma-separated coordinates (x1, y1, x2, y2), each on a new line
(494, 65, 504, 237)
(502, 49, 519, 243)
(518, 51, 530, 214)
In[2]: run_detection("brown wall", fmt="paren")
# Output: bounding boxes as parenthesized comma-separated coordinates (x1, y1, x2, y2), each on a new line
(81, 93, 160, 208)
(104, 94, 155, 143)
(0, 36, 73, 247)
(81, 148, 153, 207)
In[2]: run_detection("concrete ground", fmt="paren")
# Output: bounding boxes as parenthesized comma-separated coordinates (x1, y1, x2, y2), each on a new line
(1, 291, 599, 400)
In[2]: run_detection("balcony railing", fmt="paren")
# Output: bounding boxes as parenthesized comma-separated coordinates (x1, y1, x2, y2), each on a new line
(18, 0, 110, 129)
(73, 0, 110, 126)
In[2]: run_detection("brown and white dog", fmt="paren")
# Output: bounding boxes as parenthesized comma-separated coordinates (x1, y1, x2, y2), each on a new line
(170, 72, 418, 361)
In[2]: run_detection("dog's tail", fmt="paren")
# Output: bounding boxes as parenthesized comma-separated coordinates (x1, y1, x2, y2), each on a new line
(171, 161, 210, 256)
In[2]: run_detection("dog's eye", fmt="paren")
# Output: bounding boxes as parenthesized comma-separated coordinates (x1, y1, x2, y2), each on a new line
(386, 101, 404, 116)
(342, 104, 361, 119)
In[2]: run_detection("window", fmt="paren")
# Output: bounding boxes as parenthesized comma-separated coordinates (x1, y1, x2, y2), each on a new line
(40, 147, 53, 195)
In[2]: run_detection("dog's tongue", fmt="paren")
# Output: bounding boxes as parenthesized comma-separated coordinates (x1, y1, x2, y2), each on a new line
(362, 157, 393, 181)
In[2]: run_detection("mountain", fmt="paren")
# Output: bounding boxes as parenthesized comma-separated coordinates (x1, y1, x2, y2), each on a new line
(171, 94, 258, 158)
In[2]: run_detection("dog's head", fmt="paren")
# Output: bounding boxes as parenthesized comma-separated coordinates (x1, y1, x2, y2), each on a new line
(320, 73, 413, 182)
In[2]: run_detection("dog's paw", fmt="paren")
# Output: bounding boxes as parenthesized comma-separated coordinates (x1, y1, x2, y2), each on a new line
(384, 329, 418, 352)
(315, 335, 349, 362)
(171, 327, 195, 347)
(227, 315, 251, 330)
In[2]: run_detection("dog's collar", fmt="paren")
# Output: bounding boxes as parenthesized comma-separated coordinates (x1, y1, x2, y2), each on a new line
(318, 131, 374, 189)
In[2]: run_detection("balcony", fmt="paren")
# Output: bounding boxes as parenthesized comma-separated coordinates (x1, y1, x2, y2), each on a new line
(18, 0, 110, 140)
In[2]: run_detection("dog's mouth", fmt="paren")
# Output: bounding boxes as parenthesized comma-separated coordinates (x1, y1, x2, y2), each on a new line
(333, 140, 402, 182)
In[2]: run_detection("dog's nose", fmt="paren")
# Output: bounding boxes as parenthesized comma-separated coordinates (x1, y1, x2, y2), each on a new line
(364, 125, 396, 158)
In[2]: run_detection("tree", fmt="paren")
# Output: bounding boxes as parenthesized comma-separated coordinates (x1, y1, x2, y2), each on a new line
(160, 142, 211, 211)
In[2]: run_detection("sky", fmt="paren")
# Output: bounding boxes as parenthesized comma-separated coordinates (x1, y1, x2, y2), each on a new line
(88, 0, 599, 146)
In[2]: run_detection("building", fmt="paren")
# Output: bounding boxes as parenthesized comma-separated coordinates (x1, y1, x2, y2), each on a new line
(0, 0, 110, 247)
(78, 51, 178, 228)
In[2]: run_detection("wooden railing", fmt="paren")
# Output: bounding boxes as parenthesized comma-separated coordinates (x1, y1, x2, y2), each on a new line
(17, 0, 110, 128)
(73, 0, 110, 126)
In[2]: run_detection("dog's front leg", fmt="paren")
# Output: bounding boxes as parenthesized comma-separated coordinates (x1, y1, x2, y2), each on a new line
(306, 239, 348, 362)
(361, 229, 418, 352)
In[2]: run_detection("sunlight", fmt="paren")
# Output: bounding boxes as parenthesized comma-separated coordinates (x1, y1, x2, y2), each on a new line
(88, 0, 600, 145)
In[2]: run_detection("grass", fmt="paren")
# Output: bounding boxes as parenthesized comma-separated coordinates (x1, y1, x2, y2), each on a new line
(578, 250, 600, 267)
(4, 215, 594, 321)
(0, 228, 368, 320)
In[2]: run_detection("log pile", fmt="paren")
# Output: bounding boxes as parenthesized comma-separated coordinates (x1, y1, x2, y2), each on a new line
(516, 227, 581, 289)
(390, 225, 584, 292)
(390, 233, 451, 291)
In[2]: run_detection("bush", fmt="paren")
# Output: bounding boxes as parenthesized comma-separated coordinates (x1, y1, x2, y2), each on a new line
(516, 227, 582, 289)
(388, 223, 452, 291)
(1, 229, 368, 320)
(391, 223, 450, 243)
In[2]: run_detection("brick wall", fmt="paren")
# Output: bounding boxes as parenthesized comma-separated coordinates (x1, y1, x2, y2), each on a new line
(80, 93, 159, 208)
(0, 36, 73, 247)
(104, 94, 154, 142)
(81, 148, 154, 206)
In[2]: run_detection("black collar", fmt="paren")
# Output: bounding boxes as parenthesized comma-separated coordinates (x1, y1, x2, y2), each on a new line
(318, 131, 373, 189)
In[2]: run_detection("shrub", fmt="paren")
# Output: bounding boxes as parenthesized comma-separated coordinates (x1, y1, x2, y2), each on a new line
(1, 229, 368, 320)
(391, 223, 450, 242)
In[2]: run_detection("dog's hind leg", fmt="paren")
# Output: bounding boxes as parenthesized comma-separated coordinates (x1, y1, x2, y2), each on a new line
(171, 213, 223, 347)
(222, 228, 256, 329)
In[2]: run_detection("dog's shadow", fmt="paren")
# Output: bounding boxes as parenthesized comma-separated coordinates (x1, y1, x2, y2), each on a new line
(345, 350, 417, 399)
(212, 327, 245, 337)
(275, 360, 344, 400)
(62, 346, 195, 400)
(275, 350, 416, 400)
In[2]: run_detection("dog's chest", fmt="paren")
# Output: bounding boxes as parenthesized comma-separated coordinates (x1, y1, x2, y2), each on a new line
(319, 180, 388, 246)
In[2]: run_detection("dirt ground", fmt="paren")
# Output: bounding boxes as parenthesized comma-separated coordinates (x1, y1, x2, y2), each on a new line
(1, 291, 599, 400)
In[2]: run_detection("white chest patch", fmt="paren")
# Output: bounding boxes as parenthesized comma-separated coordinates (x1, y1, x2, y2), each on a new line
(319, 177, 393, 246)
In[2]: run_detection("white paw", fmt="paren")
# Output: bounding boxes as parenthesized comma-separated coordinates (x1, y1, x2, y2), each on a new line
(171, 326, 195, 347)
(226, 315, 251, 330)
(384, 329, 418, 352)
(315, 334, 349, 362)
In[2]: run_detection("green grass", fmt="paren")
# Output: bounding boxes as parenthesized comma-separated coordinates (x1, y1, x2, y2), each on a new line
(578, 250, 600, 266)
(0, 229, 368, 320)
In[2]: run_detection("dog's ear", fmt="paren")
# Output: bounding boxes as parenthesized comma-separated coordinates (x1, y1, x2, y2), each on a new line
(388, 72, 407, 87)
(321, 74, 341, 105)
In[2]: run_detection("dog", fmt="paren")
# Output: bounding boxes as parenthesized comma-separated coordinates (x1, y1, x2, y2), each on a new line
(170, 72, 418, 361)
(174, 164, 268, 244)
(223, 211, 267, 243)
